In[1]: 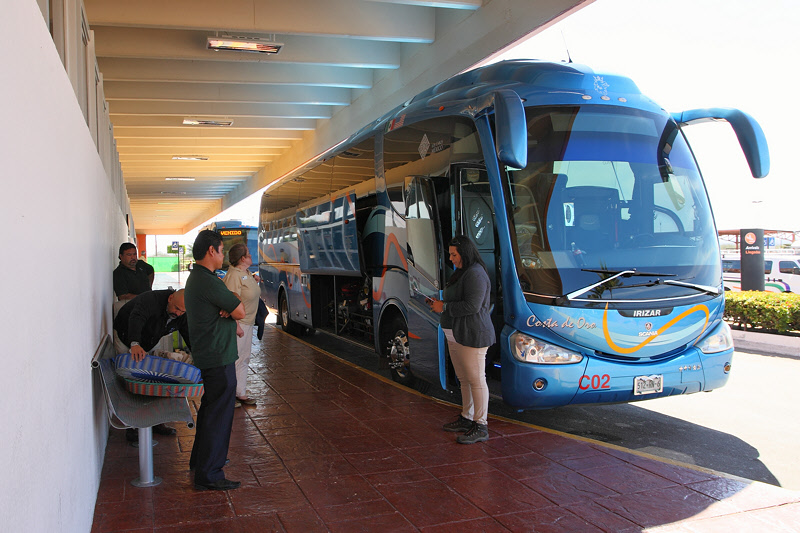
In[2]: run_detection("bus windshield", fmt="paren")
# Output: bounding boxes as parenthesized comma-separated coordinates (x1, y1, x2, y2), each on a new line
(505, 105, 721, 303)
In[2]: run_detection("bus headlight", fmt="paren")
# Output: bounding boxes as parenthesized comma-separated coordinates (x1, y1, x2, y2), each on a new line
(695, 322, 734, 354)
(510, 331, 584, 364)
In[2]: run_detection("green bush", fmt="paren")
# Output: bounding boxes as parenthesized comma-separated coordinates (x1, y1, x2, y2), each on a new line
(724, 291, 800, 333)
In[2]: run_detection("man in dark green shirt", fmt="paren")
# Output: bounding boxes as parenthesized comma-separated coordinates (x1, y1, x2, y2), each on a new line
(113, 243, 152, 300)
(185, 230, 245, 491)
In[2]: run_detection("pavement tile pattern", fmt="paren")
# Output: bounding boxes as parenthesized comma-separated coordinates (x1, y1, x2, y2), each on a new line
(92, 327, 800, 532)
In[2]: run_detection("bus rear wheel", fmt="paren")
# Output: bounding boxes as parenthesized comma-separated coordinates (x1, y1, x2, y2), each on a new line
(383, 317, 414, 387)
(278, 291, 303, 336)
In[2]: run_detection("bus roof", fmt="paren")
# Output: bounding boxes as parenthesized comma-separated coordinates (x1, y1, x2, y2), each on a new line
(261, 59, 663, 219)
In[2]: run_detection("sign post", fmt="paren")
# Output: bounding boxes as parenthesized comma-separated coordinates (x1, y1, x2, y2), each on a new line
(170, 241, 182, 285)
(740, 229, 765, 291)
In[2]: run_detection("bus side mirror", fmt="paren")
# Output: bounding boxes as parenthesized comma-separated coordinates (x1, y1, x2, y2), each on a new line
(493, 89, 528, 170)
(671, 108, 770, 179)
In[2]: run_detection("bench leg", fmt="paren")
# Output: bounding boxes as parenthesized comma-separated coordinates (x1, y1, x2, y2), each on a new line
(131, 427, 162, 487)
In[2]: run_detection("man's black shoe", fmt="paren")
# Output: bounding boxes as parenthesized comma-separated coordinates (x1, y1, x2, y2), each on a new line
(194, 478, 241, 491)
(153, 423, 176, 436)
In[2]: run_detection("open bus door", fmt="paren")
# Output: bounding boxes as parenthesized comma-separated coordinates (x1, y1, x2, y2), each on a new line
(457, 166, 502, 378)
(404, 176, 446, 388)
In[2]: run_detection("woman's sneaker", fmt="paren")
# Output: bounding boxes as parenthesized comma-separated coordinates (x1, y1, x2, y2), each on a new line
(442, 415, 473, 433)
(457, 423, 489, 444)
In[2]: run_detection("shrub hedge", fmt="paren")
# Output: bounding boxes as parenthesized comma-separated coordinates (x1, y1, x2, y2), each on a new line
(724, 291, 800, 333)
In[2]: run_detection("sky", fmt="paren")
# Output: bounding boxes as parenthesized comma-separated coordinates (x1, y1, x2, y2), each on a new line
(492, 0, 799, 232)
(200, 0, 799, 236)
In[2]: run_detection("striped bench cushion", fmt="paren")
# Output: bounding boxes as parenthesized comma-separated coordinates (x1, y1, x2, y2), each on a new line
(115, 353, 202, 384)
(123, 378, 204, 398)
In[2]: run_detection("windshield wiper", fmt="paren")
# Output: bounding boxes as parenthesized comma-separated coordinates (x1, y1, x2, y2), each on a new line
(623, 277, 721, 296)
(663, 279, 720, 295)
(558, 269, 675, 303)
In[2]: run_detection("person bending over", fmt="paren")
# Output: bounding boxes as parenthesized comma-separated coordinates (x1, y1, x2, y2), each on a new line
(113, 288, 191, 440)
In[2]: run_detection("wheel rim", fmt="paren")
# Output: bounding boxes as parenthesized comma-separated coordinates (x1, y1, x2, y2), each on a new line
(387, 329, 410, 378)
(280, 296, 289, 327)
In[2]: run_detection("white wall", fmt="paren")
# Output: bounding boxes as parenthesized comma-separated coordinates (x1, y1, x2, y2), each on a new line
(0, 2, 129, 531)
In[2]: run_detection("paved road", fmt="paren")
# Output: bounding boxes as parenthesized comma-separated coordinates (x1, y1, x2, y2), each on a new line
(499, 349, 800, 490)
(286, 326, 800, 491)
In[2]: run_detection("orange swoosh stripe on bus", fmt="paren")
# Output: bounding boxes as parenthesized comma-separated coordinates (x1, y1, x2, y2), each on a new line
(408, 332, 421, 340)
(260, 244, 277, 261)
(603, 303, 709, 354)
(373, 233, 408, 300)
(331, 193, 355, 212)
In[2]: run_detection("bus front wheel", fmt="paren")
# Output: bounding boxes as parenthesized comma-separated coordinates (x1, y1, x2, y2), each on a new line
(383, 317, 414, 387)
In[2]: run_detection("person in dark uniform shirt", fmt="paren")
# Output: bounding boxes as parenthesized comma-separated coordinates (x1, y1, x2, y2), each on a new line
(185, 230, 245, 491)
(114, 243, 152, 300)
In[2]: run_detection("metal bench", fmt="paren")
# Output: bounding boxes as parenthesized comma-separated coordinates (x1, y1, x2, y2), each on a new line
(91, 336, 195, 487)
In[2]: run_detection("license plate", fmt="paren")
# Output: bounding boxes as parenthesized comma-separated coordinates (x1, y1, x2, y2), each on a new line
(633, 374, 663, 395)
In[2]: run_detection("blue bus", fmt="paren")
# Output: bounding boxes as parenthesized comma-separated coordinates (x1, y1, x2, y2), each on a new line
(258, 59, 769, 409)
(206, 220, 259, 276)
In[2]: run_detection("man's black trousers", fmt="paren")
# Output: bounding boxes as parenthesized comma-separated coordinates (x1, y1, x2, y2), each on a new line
(190, 362, 236, 484)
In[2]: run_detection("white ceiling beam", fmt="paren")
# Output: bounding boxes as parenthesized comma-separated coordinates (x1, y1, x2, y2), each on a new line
(115, 138, 295, 148)
(123, 171, 263, 178)
(122, 161, 267, 168)
(98, 58, 374, 88)
(109, 100, 333, 119)
(120, 157, 276, 165)
(92, 27, 402, 68)
(84, 0, 434, 42)
(119, 147, 285, 156)
(131, 203, 218, 208)
(112, 127, 305, 140)
(103, 81, 352, 105)
(110, 116, 317, 130)
(366, 0, 481, 9)
(125, 176, 252, 184)
(127, 178, 248, 185)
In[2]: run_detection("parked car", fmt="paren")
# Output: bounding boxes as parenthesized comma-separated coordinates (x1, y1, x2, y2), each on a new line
(722, 253, 800, 292)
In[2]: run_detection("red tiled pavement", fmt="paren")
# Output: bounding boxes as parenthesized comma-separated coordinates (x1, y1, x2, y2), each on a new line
(92, 327, 800, 532)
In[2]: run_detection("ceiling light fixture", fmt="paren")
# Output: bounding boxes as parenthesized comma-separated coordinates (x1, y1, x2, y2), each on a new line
(172, 155, 209, 160)
(183, 118, 233, 126)
(207, 35, 283, 54)
(165, 177, 196, 181)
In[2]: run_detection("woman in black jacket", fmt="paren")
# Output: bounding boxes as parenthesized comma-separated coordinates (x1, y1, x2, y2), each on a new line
(429, 235, 496, 444)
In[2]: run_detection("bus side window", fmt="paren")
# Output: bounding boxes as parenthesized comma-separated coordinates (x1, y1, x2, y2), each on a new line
(404, 179, 418, 219)
(387, 184, 404, 215)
